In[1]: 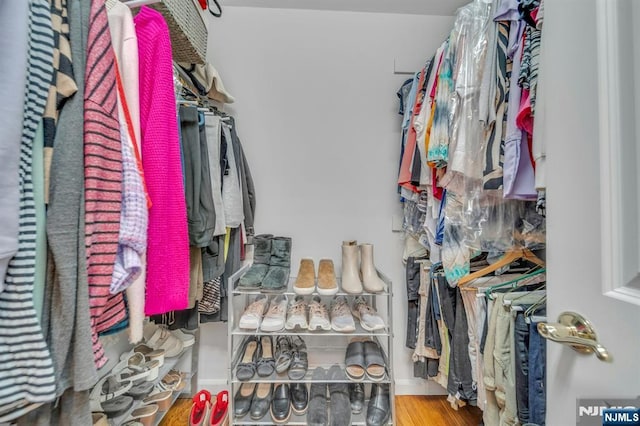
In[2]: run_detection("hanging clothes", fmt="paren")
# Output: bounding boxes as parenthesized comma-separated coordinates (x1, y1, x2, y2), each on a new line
(106, 0, 147, 344)
(0, 0, 57, 421)
(0, 0, 29, 288)
(83, 0, 126, 368)
(135, 6, 190, 315)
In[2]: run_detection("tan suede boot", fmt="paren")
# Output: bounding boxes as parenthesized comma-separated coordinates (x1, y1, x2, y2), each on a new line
(341, 240, 363, 294)
(293, 258, 316, 295)
(317, 259, 338, 295)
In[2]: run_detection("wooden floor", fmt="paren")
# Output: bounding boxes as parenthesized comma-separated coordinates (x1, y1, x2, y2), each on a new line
(160, 395, 482, 425)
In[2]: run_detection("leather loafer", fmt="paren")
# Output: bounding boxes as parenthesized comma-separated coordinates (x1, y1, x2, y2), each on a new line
(233, 382, 256, 418)
(366, 383, 390, 426)
(270, 383, 291, 424)
(249, 382, 273, 420)
(290, 382, 309, 415)
(349, 383, 365, 414)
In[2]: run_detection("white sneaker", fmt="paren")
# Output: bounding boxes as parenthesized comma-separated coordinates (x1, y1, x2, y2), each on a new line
(239, 294, 268, 330)
(285, 296, 309, 330)
(352, 296, 385, 331)
(170, 329, 195, 348)
(261, 295, 288, 332)
(308, 295, 331, 331)
(330, 296, 356, 333)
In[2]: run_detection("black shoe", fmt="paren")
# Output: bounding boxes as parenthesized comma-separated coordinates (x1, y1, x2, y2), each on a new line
(328, 365, 351, 426)
(307, 367, 328, 426)
(275, 336, 293, 374)
(349, 383, 365, 414)
(257, 335, 275, 377)
(366, 383, 390, 426)
(250, 382, 273, 420)
(270, 383, 292, 424)
(236, 336, 259, 381)
(290, 382, 309, 415)
(288, 336, 308, 380)
(234, 382, 256, 418)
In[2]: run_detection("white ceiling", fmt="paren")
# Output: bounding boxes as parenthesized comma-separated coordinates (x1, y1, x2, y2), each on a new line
(219, 0, 469, 16)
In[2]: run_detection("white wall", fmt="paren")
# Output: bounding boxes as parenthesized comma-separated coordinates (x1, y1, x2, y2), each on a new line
(198, 6, 454, 395)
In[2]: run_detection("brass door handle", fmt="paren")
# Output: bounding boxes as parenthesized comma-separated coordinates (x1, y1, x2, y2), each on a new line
(537, 311, 613, 363)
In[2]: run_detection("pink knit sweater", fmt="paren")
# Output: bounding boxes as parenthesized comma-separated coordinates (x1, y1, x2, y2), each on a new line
(135, 6, 189, 315)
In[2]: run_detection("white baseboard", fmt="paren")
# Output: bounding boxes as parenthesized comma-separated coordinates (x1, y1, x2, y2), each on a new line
(394, 378, 447, 396)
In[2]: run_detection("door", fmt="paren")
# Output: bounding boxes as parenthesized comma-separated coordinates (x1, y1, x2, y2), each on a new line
(544, 0, 640, 425)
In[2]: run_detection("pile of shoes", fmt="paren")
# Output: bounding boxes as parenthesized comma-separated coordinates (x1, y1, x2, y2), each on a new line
(90, 322, 195, 424)
(238, 294, 386, 333)
(238, 234, 292, 292)
(233, 335, 308, 423)
(235, 335, 308, 381)
(189, 389, 230, 426)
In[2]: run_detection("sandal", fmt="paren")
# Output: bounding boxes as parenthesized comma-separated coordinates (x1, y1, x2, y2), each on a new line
(134, 343, 166, 367)
(345, 341, 366, 382)
(127, 404, 158, 426)
(115, 353, 160, 383)
(143, 389, 174, 411)
(363, 340, 386, 381)
(144, 324, 184, 358)
(90, 375, 134, 418)
(127, 380, 155, 400)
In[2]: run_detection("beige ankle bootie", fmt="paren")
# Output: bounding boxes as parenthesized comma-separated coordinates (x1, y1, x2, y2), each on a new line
(360, 243, 385, 293)
(293, 258, 316, 295)
(317, 259, 338, 295)
(341, 241, 363, 294)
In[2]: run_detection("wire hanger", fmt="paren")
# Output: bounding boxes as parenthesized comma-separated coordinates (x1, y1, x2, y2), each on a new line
(484, 267, 546, 300)
(458, 248, 545, 287)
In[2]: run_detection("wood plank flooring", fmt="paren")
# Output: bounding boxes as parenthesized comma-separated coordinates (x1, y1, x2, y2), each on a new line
(159, 395, 483, 425)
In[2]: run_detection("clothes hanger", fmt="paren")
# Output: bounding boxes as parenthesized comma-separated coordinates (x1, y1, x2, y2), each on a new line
(484, 267, 546, 300)
(524, 295, 547, 323)
(458, 248, 545, 287)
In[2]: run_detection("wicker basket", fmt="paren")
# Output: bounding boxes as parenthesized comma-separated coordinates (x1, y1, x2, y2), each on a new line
(150, 0, 207, 64)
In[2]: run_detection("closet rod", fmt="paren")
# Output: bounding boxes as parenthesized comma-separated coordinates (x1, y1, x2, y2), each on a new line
(125, 0, 160, 8)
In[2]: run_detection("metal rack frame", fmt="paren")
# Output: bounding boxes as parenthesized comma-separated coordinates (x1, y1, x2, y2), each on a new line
(226, 265, 396, 425)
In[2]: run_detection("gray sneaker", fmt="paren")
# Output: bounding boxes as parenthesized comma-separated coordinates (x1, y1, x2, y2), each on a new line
(260, 295, 288, 332)
(330, 296, 356, 333)
(285, 296, 308, 330)
(308, 296, 331, 331)
(352, 296, 385, 331)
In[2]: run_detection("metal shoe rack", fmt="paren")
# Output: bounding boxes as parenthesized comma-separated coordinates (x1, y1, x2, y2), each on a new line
(227, 264, 396, 425)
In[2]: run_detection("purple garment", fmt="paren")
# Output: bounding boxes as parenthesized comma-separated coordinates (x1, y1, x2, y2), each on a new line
(111, 123, 148, 294)
(497, 2, 537, 200)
